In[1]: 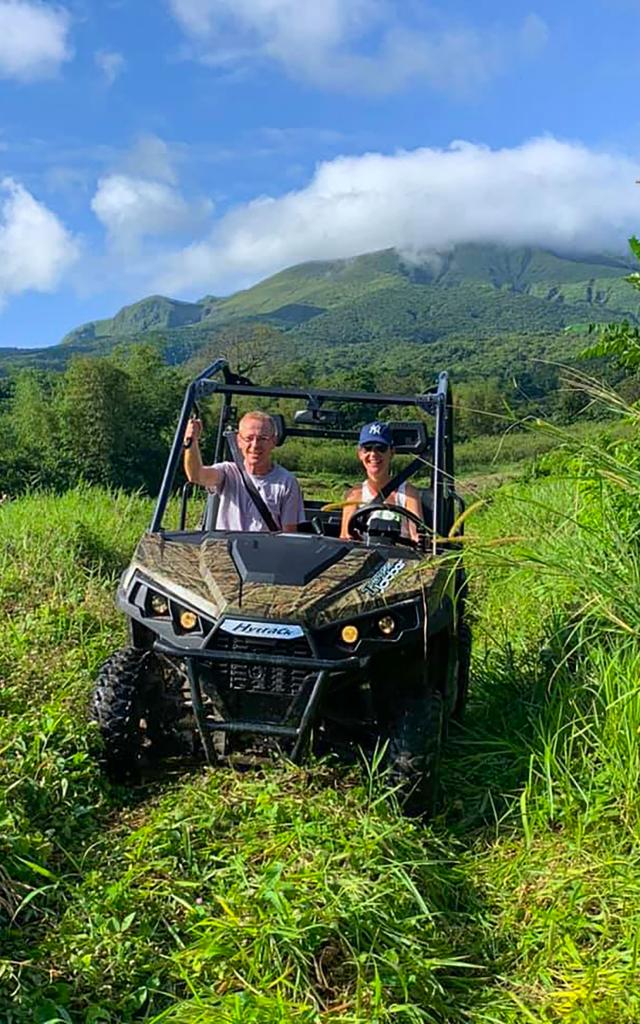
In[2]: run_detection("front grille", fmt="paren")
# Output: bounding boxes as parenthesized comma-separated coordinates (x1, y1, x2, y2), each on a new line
(210, 632, 313, 696)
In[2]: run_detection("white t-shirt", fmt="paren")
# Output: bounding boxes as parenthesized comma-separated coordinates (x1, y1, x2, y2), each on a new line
(210, 461, 304, 532)
(361, 480, 411, 538)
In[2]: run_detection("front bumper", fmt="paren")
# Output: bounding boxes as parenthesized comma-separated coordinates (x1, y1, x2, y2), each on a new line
(153, 636, 367, 763)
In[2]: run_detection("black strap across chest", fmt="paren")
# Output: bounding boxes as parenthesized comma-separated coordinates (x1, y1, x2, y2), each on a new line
(225, 431, 280, 532)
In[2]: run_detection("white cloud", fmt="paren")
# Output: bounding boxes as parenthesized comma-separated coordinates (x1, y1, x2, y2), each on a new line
(95, 49, 124, 86)
(155, 137, 640, 294)
(0, 1, 72, 82)
(167, 0, 547, 95)
(0, 177, 78, 302)
(122, 134, 178, 185)
(91, 173, 213, 251)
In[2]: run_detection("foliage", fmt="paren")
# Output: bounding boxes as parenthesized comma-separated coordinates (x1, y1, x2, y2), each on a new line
(0, 347, 183, 495)
(4, 381, 640, 1019)
(0, 243, 636, 380)
(582, 236, 640, 369)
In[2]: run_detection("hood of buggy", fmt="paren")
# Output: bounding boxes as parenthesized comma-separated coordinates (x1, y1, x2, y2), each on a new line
(120, 531, 439, 628)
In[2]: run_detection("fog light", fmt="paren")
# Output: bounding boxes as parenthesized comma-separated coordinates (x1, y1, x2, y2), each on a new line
(179, 609, 199, 631)
(378, 615, 396, 636)
(341, 624, 359, 645)
(150, 593, 169, 616)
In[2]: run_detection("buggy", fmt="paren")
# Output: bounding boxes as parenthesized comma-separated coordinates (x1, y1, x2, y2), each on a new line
(91, 358, 470, 812)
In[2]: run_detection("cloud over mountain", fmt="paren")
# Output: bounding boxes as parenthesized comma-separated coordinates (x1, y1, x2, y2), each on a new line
(156, 137, 640, 294)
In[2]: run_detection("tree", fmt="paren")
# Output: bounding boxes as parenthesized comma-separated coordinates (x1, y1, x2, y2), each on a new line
(453, 380, 508, 439)
(582, 236, 640, 370)
(189, 324, 286, 380)
(56, 357, 132, 486)
(7, 369, 70, 489)
(113, 345, 183, 491)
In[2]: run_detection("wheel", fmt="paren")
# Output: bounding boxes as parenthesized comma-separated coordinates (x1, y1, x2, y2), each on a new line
(91, 646, 164, 780)
(145, 657, 192, 760)
(369, 647, 444, 817)
(386, 689, 443, 817)
(452, 620, 472, 722)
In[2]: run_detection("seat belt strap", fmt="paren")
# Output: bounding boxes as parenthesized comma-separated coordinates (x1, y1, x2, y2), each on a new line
(377, 456, 424, 503)
(225, 431, 280, 532)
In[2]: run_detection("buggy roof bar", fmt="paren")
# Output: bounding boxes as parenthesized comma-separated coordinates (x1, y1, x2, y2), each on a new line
(196, 380, 442, 409)
(150, 357, 450, 533)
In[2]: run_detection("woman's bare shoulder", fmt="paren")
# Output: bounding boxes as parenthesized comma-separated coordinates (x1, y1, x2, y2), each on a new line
(344, 483, 362, 500)
(404, 481, 422, 498)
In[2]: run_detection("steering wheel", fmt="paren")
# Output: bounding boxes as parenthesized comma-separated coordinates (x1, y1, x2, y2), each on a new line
(347, 502, 434, 544)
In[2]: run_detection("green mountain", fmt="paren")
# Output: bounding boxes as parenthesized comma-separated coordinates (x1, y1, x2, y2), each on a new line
(0, 243, 636, 373)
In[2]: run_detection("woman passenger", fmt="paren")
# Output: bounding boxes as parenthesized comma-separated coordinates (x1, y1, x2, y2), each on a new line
(340, 421, 423, 541)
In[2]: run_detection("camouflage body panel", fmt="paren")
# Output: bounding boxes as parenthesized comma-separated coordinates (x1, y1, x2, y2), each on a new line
(126, 532, 443, 629)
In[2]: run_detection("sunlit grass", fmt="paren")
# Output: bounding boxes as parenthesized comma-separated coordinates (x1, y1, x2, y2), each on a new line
(4, 401, 640, 1023)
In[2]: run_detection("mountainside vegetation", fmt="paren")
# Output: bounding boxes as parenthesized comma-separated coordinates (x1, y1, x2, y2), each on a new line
(1, 241, 638, 499)
(0, 244, 637, 378)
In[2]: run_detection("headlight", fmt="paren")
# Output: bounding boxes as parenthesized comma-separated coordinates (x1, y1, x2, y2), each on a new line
(377, 615, 396, 636)
(149, 593, 169, 616)
(341, 624, 359, 645)
(179, 609, 199, 631)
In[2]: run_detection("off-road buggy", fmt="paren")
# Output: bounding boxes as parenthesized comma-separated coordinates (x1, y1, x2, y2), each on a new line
(91, 358, 470, 812)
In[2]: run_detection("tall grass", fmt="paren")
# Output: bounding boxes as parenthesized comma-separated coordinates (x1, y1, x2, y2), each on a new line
(0, 487, 486, 1022)
(3, 387, 640, 1023)
(439, 384, 640, 1020)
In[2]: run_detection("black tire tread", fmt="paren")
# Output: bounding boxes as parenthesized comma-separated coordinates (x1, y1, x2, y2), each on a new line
(90, 647, 153, 779)
(386, 690, 443, 817)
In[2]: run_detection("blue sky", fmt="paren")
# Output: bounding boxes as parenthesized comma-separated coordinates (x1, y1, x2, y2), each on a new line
(1, 0, 640, 349)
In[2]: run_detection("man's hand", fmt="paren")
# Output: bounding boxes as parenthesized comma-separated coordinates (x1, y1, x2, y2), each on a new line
(184, 417, 203, 448)
(183, 418, 223, 489)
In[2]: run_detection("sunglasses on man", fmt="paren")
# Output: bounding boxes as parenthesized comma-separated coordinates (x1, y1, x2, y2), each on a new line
(361, 442, 390, 453)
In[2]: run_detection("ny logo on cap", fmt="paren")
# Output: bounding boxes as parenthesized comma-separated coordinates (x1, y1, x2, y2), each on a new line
(369, 423, 382, 435)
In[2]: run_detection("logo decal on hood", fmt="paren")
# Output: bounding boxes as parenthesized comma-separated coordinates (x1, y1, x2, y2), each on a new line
(220, 618, 304, 639)
(359, 559, 406, 597)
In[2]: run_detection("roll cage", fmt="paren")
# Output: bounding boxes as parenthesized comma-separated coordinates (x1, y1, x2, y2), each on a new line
(150, 357, 460, 548)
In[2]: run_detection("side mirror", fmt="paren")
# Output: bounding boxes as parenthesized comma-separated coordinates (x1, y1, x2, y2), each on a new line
(294, 408, 339, 424)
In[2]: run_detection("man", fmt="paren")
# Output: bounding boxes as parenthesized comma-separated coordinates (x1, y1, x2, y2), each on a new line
(183, 410, 304, 532)
(340, 421, 422, 541)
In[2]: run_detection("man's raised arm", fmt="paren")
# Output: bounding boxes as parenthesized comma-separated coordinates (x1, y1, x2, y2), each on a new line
(183, 419, 224, 490)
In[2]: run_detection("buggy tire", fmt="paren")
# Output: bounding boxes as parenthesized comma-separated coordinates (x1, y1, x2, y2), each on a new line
(91, 647, 155, 781)
(387, 689, 443, 818)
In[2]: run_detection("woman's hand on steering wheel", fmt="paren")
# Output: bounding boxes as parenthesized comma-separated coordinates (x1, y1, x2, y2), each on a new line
(347, 502, 433, 543)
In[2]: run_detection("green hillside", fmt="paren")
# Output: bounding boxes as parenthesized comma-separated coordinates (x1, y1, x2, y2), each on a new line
(59, 295, 207, 348)
(0, 243, 636, 373)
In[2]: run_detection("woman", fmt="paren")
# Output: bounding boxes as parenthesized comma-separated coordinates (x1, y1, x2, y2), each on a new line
(340, 421, 423, 541)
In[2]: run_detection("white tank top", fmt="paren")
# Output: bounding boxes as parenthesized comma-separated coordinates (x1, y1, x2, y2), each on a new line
(361, 480, 410, 538)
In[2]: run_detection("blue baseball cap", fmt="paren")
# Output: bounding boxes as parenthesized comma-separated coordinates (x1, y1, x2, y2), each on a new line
(358, 421, 393, 447)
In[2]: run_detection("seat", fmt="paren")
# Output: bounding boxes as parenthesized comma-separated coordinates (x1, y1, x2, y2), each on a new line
(271, 414, 286, 447)
(418, 487, 455, 536)
(387, 421, 428, 454)
(300, 500, 342, 537)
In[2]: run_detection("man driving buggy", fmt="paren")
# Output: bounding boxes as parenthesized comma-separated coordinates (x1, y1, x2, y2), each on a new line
(183, 411, 305, 532)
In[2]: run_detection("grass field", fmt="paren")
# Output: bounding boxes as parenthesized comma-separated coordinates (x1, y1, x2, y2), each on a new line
(2, 419, 640, 1022)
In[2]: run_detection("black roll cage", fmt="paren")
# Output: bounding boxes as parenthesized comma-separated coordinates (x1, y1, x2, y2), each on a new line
(150, 357, 457, 544)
